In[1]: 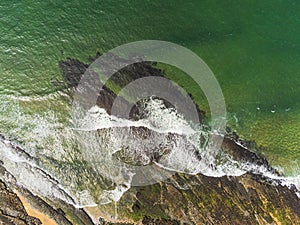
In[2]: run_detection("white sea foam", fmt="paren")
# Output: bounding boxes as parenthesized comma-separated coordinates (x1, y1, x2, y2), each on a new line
(74, 100, 196, 135)
(0, 140, 77, 206)
(73, 99, 245, 178)
(72, 98, 300, 200)
(0, 94, 300, 211)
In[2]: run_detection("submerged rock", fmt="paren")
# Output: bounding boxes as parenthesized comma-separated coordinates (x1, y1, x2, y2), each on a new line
(59, 54, 300, 224)
(1, 53, 299, 225)
(59, 53, 300, 224)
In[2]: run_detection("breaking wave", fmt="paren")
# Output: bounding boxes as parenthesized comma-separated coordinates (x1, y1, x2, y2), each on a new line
(0, 95, 299, 207)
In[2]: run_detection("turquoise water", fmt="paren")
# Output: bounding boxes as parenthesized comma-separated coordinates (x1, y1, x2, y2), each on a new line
(0, 0, 300, 174)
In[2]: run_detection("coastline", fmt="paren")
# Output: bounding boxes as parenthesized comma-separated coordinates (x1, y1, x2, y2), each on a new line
(16, 192, 57, 225)
(0, 53, 299, 224)
(57, 54, 300, 223)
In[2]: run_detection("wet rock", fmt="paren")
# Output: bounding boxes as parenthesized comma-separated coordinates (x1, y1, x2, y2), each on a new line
(0, 180, 41, 225)
(129, 172, 300, 224)
(0, 53, 296, 225)
(56, 54, 300, 224)
(107, 124, 198, 168)
(59, 58, 89, 87)
(142, 216, 180, 225)
(221, 137, 279, 175)
(58, 54, 205, 123)
(0, 160, 94, 225)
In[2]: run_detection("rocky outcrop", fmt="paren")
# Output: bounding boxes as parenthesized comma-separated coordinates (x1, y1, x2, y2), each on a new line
(0, 180, 41, 225)
(129, 172, 300, 224)
(0, 53, 299, 225)
(57, 54, 300, 224)
(0, 160, 95, 225)
(58, 56, 205, 122)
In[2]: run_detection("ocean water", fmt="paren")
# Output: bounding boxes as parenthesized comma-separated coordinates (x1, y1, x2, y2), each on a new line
(0, 0, 299, 177)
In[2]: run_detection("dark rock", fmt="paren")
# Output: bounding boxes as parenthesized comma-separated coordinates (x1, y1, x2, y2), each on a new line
(0, 179, 41, 225)
(130, 172, 300, 224)
(142, 216, 180, 225)
(0, 53, 295, 225)
(58, 54, 206, 123)
(59, 58, 89, 87)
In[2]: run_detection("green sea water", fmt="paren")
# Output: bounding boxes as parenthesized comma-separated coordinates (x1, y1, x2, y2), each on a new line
(0, 0, 299, 174)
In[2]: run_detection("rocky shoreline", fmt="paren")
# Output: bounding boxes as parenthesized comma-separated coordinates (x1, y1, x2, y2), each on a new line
(0, 54, 299, 224)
